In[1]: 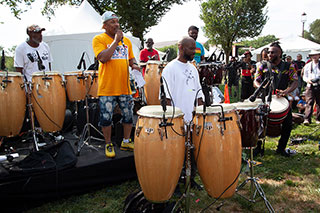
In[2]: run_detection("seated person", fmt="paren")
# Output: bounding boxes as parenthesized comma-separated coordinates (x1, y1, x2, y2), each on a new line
(297, 92, 306, 114)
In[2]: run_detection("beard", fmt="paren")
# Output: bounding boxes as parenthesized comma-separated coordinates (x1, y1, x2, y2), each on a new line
(183, 53, 194, 61)
(270, 55, 280, 64)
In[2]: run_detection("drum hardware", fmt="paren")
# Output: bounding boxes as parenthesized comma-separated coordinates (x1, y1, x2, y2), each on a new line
(235, 147, 275, 213)
(135, 126, 142, 137)
(195, 125, 202, 135)
(184, 122, 192, 213)
(77, 74, 104, 156)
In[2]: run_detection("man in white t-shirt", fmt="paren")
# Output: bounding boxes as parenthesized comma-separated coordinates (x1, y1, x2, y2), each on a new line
(161, 36, 203, 123)
(14, 24, 52, 81)
(161, 36, 203, 190)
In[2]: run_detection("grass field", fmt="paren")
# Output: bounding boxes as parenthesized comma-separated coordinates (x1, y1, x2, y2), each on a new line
(28, 85, 320, 213)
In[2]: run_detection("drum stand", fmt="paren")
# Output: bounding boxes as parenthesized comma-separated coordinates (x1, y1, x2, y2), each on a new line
(24, 81, 40, 151)
(236, 147, 275, 213)
(77, 75, 104, 156)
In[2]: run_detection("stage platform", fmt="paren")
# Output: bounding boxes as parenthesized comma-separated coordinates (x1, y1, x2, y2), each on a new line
(0, 131, 136, 212)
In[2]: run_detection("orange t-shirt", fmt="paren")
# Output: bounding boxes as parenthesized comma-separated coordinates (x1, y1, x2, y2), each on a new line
(92, 33, 134, 96)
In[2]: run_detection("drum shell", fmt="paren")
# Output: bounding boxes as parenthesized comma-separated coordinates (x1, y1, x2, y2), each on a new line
(267, 96, 289, 125)
(0, 72, 26, 137)
(144, 62, 165, 105)
(266, 123, 282, 137)
(31, 72, 66, 132)
(237, 108, 259, 147)
(193, 107, 242, 198)
(64, 71, 86, 101)
(134, 108, 185, 202)
(85, 70, 99, 98)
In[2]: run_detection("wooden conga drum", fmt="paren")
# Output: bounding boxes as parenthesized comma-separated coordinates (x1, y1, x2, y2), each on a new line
(0, 72, 26, 137)
(134, 106, 185, 202)
(193, 104, 242, 198)
(84, 70, 99, 98)
(31, 71, 66, 132)
(232, 101, 260, 147)
(144, 61, 166, 105)
(63, 71, 86, 102)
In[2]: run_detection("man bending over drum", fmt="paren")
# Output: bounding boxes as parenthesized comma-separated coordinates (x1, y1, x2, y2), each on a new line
(254, 42, 298, 157)
(14, 24, 52, 82)
(139, 38, 160, 76)
(161, 36, 204, 189)
(92, 11, 140, 158)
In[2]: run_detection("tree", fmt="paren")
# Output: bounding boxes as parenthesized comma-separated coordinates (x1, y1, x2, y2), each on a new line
(237, 35, 278, 55)
(304, 19, 320, 44)
(40, 0, 188, 47)
(158, 44, 178, 62)
(200, 0, 268, 63)
(1, 0, 35, 19)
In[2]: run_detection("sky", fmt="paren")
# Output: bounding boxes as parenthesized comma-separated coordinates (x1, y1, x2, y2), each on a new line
(0, 0, 319, 51)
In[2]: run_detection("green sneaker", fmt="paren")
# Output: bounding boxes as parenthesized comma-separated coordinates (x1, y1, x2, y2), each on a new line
(105, 143, 115, 158)
(120, 139, 134, 151)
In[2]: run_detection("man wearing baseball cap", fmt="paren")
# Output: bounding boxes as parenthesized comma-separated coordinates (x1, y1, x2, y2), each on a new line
(92, 11, 140, 158)
(14, 24, 52, 82)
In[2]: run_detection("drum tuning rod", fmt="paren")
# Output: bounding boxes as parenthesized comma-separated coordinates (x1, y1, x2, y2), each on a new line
(42, 76, 52, 80)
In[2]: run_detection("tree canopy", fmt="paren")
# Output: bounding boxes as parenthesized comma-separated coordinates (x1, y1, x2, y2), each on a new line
(39, 0, 188, 47)
(304, 19, 320, 44)
(200, 0, 268, 62)
(1, 0, 35, 18)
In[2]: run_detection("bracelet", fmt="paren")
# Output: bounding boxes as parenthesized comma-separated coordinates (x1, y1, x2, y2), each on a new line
(133, 62, 138, 66)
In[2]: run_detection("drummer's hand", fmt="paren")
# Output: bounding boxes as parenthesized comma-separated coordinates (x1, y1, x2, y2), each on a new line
(276, 89, 287, 98)
(132, 63, 140, 71)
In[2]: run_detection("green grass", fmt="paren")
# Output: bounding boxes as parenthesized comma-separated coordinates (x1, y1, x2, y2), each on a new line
(28, 84, 320, 213)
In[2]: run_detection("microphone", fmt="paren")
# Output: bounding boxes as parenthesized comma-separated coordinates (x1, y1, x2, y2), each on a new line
(77, 52, 85, 70)
(162, 49, 170, 61)
(36, 50, 45, 71)
(1, 50, 6, 70)
(160, 76, 167, 112)
(249, 77, 269, 102)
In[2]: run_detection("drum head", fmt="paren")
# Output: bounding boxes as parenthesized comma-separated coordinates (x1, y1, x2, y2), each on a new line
(232, 101, 258, 110)
(268, 95, 289, 113)
(32, 71, 61, 76)
(137, 105, 184, 118)
(0, 71, 23, 77)
(63, 71, 84, 76)
(195, 104, 236, 114)
(146, 60, 162, 65)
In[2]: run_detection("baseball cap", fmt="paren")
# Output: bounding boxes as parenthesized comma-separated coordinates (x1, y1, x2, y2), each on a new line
(244, 51, 252, 56)
(101, 11, 118, 23)
(27, 24, 45, 33)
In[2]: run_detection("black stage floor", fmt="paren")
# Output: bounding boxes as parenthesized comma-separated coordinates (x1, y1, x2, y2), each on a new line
(0, 130, 136, 212)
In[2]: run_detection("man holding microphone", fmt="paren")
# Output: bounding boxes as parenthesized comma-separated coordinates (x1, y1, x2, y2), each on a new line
(92, 11, 140, 158)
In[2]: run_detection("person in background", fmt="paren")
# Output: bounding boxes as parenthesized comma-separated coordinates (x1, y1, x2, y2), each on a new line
(297, 92, 306, 114)
(188, 25, 205, 64)
(14, 24, 52, 81)
(225, 56, 240, 100)
(294, 54, 306, 94)
(139, 38, 160, 76)
(302, 50, 320, 125)
(240, 51, 256, 101)
(92, 11, 140, 158)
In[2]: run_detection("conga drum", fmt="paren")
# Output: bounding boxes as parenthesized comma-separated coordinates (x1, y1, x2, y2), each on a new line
(144, 61, 166, 105)
(134, 106, 185, 202)
(266, 95, 289, 137)
(63, 71, 86, 101)
(84, 70, 99, 98)
(193, 104, 242, 198)
(31, 71, 66, 132)
(232, 101, 260, 147)
(0, 72, 26, 137)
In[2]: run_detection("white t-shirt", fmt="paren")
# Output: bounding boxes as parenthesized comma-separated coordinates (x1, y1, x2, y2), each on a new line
(161, 59, 203, 123)
(303, 61, 320, 87)
(14, 41, 53, 81)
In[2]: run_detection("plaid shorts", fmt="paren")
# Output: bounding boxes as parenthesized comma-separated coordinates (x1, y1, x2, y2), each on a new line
(99, 95, 133, 127)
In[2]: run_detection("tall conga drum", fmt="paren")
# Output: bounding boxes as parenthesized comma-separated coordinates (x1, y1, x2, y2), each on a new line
(134, 106, 185, 202)
(144, 61, 165, 105)
(31, 71, 66, 132)
(84, 70, 99, 98)
(63, 71, 86, 102)
(232, 101, 260, 147)
(0, 72, 26, 137)
(266, 95, 289, 137)
(193, 104, 242, 198)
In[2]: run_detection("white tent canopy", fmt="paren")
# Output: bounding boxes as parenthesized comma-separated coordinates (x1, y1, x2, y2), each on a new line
(43, 0, 141, 73)
(252, 35, 320, 61)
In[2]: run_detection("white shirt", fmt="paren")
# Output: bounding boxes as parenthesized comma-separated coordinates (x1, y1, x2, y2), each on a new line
(161, 59, 203, 123)
(14, 41, 53, 82)
(302, 61, 320, 87)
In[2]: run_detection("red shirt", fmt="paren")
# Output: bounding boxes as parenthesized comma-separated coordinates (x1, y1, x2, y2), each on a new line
(139, 48, 160, 76)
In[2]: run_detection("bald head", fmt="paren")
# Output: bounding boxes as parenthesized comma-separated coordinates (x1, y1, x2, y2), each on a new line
(178, 37, 196, 62)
